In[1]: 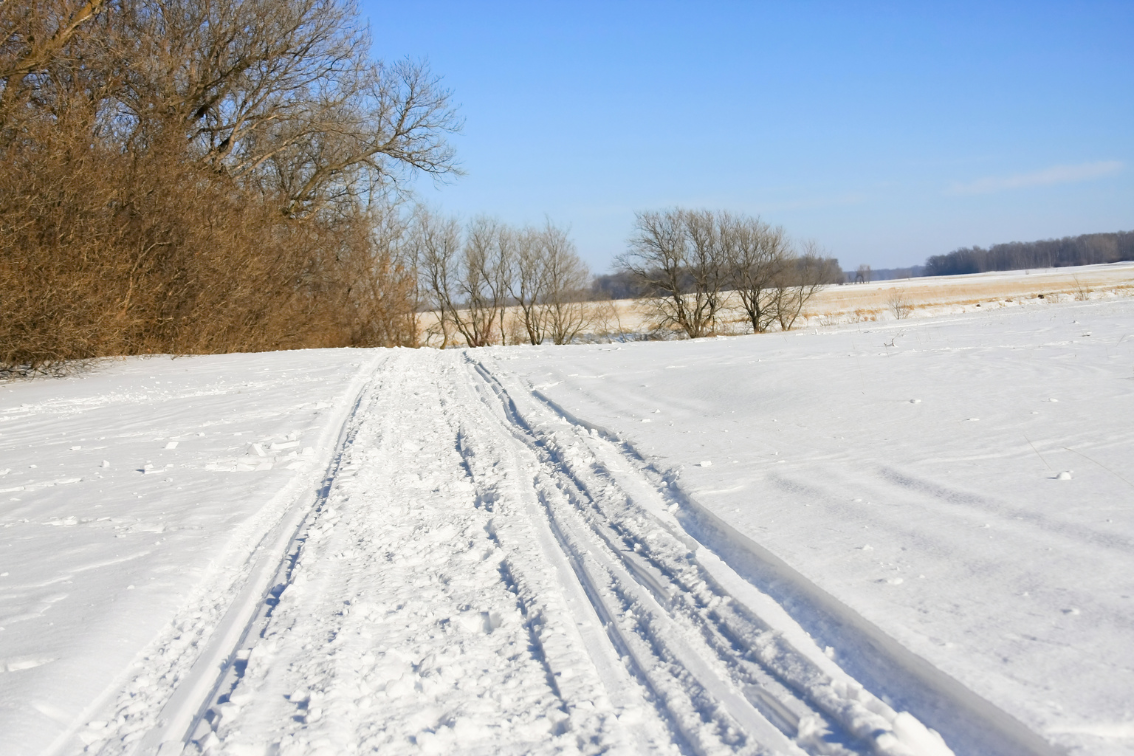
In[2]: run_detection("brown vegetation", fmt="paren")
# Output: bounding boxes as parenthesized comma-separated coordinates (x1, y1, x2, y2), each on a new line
(1, 0, 458, 374)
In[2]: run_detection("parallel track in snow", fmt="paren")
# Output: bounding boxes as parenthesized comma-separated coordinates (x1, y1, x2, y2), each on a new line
(117, 356, 389, 756)
(91, 349, 1061, 756)
(459, 356, 943, 756)
(460, 354, 1060, 756)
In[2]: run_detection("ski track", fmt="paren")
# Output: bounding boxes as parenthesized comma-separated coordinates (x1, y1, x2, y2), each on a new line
(62, 355, 385, 756)
(79, 348, 1060, 755)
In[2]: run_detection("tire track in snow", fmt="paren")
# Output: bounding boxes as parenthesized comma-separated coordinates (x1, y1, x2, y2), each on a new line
(463, 356, 961, 756)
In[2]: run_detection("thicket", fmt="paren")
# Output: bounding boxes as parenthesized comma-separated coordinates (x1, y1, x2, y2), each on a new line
(924, 231, 1134, 277)
(617, 209, 842, 338)
(1, 0, 459, 374)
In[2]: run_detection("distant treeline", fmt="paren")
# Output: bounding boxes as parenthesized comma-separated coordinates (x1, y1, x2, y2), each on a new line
(924, 231, 1134, 277)
(863, 266, 925, 281)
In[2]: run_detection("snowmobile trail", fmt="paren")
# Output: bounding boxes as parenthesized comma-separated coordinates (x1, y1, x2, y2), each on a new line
(102, 349, 1060, 755)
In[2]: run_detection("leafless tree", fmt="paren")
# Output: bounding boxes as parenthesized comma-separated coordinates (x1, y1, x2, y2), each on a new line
(724, 214, 789, 333)
(508, 227, 548, 345)
(617, 210, 838, 337)
(414, 215, 512, 348)
(617, 209, 726, 338)
(1, 0, 460, 371)
(539, 222, 592, 345)
(105, 0, 461, 215)
(411, 209, 462, 349)
(774, 241, 837, 331)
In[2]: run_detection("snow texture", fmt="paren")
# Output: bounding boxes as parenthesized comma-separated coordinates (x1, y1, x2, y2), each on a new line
(1, 297, 1131, 756)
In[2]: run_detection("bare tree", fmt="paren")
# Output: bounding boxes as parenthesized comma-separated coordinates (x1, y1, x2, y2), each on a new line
(724, 214, 789, 333)
(414, 214, 511, 348)
(617, 209, 725, 338)
(508, 227, 548, 345)
(1, 0, 462, 371)
(539, 222, 592, 345)
(106, 0, 461, 216)
(614, 210, 839, 337)
(774, 241, 834, 331)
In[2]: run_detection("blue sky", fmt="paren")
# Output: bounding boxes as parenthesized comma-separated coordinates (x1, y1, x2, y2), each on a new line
(363, 1, 1133, 272)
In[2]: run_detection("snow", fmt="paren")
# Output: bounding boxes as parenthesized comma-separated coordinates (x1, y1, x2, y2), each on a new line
(0, 351, 373, 755)
(491, 298, 1134, 756)
(1, 295, 1132, 756)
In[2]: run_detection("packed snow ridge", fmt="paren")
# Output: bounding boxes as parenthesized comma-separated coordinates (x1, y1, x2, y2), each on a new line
(1, 298, 1132, 756)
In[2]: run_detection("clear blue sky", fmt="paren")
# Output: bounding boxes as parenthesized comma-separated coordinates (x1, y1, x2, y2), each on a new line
(362, 1, 1133, 272)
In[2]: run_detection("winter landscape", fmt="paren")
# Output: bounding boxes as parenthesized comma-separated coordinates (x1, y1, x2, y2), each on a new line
(2, 274, 1132, 756)
(3, 2, 1132, 755)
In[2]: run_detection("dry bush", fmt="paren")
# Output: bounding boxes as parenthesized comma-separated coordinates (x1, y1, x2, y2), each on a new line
(887, 288, 913, 320)
(1, 0, 456, 374)
(0, 122, 422, 371)
(1072, 277, 1092, 302)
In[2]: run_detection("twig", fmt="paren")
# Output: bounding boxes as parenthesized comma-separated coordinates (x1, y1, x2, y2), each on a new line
(1062, 446, 1134, 489)
(1023, 434, 1053, 471)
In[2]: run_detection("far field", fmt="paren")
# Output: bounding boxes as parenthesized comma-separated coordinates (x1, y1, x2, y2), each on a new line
(419, 262, 1134, 346)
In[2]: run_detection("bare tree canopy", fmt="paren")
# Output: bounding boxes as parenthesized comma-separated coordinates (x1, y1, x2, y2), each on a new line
(539, 222, 592, 345)
(618, 209, 726, 338)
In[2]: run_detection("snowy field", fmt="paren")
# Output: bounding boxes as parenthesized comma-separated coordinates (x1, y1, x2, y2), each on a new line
(1, 296, 1132, 756)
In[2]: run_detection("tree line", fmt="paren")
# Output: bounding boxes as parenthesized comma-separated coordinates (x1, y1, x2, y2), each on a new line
(923, 231, 1134, 277)
(1, 0, 458, 373)
(407, 208, 841, 348)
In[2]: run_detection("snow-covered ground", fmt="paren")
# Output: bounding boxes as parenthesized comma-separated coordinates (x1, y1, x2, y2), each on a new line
(2, 297, 1132, 756)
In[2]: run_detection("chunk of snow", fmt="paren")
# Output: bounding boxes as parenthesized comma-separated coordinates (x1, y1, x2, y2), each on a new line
(164, 441, 178, 450)
(890, 711, 954, 756)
